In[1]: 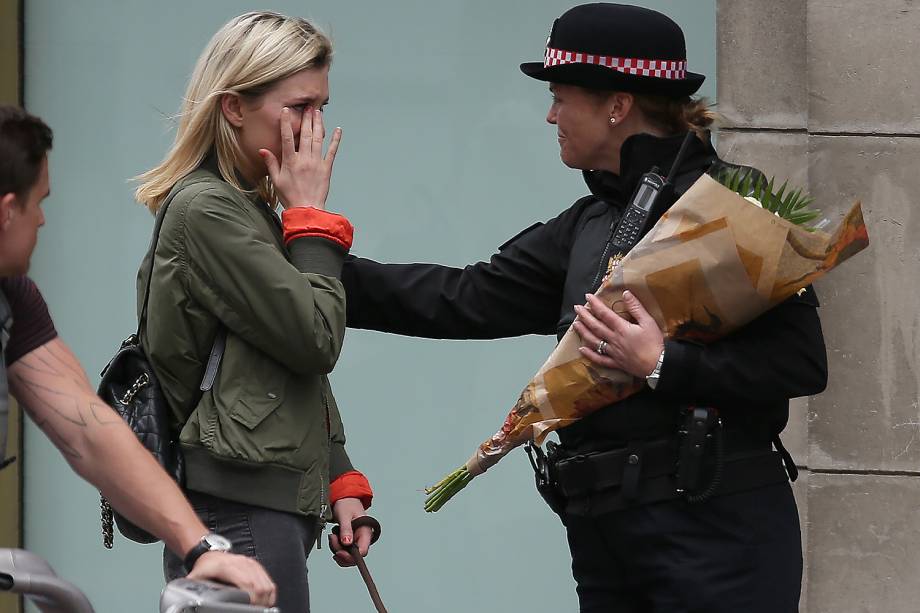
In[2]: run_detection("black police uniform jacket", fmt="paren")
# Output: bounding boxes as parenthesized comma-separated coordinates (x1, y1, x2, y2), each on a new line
(342, 132, 828, 454)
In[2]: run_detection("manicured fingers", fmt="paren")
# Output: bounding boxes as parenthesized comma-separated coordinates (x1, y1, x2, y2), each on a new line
(328, 523, 372, 568)
(575, 292, 663, 378)
(621, 290, 652, 326)
(354, 525, 372, 558)
(328, 532, 357, 567)
(334, 551, 356, 567)
(337, 515, 354, 547)
(578, 344, 618, 367)
(571, 316, 601, 348)
(270, 105, 341, 210)
(573, 324, 619, 368)
(297, 107, 312, 155)
(311, 109, 325, 155)
(573, 302, 624, 369)
(259, 149, 279, 181)
(572, 317, 612, 364)
(574, 303, 615, 342)
(585, 293, 630, 331)
(326, 127, 342, 164)
(280, 107, 296, 161)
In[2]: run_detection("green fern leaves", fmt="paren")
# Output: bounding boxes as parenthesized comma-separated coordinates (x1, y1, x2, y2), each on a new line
(714, 167, 821, 229)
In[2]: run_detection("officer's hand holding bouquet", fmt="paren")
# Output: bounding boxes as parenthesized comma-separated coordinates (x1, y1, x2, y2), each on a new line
(573, 291, 664, 378)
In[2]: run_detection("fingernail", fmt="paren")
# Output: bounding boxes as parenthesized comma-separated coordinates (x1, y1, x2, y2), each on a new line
(343, 536, 352, 545)
(585, 293, 592, 300)
(623, 290, 632, 299)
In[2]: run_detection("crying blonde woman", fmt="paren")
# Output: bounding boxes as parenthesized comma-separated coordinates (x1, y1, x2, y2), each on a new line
(134, 12, 377, 613)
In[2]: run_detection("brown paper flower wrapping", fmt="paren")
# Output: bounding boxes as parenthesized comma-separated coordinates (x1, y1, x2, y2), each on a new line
(464, 174, 869, 477)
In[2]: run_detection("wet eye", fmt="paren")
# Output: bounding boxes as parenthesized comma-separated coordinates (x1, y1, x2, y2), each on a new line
(290, 103, 309, 113)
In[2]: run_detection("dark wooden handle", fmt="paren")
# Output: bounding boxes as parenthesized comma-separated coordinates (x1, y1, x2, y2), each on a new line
(332, 515, 381, 545)
(331, 516, 386, 612)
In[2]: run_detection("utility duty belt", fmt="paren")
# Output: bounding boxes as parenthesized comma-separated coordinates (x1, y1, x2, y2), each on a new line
(526, 407, 798, 517)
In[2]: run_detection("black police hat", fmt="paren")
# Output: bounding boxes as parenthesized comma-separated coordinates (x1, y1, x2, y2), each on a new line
(520, 3, 705, 97)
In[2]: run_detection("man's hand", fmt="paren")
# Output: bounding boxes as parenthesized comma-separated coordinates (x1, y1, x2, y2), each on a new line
(187, 551, 277, 607)
(328, 497, 375, 567)
(573, 291, 664, 378)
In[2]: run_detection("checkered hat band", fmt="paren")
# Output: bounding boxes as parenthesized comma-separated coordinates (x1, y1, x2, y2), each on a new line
(544, 46, 687, 79)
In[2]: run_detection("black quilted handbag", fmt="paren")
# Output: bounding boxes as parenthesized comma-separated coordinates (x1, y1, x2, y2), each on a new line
(97, 190, 226, 547)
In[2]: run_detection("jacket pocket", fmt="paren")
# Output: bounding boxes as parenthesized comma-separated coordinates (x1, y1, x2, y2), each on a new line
(228, 372, 286, 430)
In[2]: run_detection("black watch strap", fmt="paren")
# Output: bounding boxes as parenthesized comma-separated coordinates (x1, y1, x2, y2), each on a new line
(183, 533, 232, 573)
(183, 540, 210, 573)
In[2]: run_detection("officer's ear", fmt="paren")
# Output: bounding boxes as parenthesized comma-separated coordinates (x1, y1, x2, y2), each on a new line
(608, 91, 635, 124)
(0, 192, 17, 232)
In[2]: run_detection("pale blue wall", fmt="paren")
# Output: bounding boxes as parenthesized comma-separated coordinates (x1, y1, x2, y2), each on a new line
(23, 1, 715, 611)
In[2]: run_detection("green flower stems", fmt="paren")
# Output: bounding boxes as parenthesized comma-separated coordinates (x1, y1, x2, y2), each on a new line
(424, 466, 474, 512)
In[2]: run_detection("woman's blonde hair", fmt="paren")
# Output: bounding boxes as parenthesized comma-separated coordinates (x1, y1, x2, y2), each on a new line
(135, 11, 332, 211)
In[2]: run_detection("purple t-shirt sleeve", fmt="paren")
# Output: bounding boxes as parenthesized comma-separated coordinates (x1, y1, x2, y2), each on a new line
(1, 276, 58, 366)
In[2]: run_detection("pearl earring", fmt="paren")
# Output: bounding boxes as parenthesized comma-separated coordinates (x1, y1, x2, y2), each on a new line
(610, 117, 616, 124)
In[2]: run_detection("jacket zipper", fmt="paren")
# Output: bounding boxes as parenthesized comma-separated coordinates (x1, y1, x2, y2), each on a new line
(316, 495, 327, 550)
(590, 219, 618, 291)
(261, 198, 329, 546)
(316, 389, 332, 549)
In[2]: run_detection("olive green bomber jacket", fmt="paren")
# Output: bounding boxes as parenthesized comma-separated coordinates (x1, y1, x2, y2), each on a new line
(138, 162, 355, 520)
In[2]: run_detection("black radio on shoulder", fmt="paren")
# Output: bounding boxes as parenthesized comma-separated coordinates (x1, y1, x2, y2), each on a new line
(610, 166, 668, 255)
(609, 130, 699, 255)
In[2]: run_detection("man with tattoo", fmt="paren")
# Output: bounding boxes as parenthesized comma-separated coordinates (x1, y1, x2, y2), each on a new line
(0, 105, 277, 607)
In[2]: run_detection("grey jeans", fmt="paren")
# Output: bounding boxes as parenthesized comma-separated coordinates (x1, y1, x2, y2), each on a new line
(164, 490, 318, 613)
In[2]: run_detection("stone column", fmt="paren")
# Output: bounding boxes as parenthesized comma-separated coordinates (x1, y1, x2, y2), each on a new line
(717, 1, 920, 611)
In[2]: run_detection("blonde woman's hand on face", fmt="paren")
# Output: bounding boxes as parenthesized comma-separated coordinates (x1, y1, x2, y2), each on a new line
(260, 107, 342, 210)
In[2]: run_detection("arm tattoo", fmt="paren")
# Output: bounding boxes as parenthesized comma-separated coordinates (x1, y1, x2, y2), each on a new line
(89, 401, 121, 426)
(16, 345, 87, 388)
(33, 418, 84, 460)
(9, 341, 123, 460)
(11, 372, 88, 427)
(11, 384, 85, 460)
(44, 342, 91, 385)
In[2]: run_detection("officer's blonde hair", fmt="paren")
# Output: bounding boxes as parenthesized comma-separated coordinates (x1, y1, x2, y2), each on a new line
(135, 11, 332, 212)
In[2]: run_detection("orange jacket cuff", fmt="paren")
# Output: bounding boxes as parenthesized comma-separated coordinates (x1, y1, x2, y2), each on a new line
(329, 470, 373, 509)
(282, 207, 354, 250)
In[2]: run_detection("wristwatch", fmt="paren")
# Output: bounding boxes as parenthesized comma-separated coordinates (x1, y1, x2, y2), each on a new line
(183, 532, 233, 572)
(646, 347, 666, 390)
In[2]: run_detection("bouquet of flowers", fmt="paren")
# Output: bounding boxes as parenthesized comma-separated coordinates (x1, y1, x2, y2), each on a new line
(424, 169, 869, 512)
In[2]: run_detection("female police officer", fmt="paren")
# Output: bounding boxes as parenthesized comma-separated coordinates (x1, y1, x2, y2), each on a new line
(342, 4, 827, 612)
